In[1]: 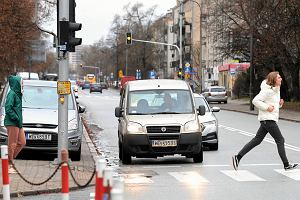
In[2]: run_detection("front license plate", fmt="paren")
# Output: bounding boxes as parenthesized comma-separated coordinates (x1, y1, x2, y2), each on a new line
(26, 133, 52, 141)
(152, 140, 177, 147)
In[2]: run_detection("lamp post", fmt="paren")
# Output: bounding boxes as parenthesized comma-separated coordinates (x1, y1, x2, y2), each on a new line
(190, 0, 203, 92)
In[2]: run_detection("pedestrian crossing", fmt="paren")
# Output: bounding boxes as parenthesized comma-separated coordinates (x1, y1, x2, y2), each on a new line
(121, 168, 300, 185)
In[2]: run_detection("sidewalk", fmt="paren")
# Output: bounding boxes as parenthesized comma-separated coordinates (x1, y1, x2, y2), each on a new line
(0, 124, 98, 198)
(216, 98, 300, 123)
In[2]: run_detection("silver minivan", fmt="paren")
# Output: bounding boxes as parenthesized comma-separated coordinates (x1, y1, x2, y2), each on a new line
(115, 79, 205, 164)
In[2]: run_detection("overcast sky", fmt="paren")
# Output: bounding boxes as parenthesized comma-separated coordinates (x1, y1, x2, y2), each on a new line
(64, 0, 177, 45)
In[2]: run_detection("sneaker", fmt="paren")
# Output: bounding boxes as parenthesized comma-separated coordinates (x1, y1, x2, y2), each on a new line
(232, 155, 239, 170)
(284, 163, 299, 171)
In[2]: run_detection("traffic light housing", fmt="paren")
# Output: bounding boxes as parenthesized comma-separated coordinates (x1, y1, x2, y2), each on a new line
(69, 0, 82, 52)
(126, 32, 132, 45)
(178, 67, 183, 80)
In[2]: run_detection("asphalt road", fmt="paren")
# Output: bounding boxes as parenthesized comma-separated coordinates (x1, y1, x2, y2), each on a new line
(14, 88, 300, 200)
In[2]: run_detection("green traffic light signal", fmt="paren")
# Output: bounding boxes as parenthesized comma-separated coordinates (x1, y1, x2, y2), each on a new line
(126, 32, 132, 45)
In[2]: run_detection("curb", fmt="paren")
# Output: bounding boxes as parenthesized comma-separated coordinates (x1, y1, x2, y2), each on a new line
(220, 107, 300, 123)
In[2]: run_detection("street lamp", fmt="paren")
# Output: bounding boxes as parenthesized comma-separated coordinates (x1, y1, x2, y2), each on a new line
(190, 0, 203, 92)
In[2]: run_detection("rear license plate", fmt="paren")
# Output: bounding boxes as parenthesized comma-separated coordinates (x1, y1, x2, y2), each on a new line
(26, 133, 52, 141)
(152, 140, 177, 147)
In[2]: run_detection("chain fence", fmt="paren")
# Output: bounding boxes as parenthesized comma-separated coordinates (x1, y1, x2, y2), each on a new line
(11, 161, 95, 188)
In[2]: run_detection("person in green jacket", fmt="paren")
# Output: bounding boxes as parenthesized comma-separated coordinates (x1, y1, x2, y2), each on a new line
(4, 75, 26, 173)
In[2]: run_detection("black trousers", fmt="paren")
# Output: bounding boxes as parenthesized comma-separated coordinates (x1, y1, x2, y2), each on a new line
(238, 120, 289, 165)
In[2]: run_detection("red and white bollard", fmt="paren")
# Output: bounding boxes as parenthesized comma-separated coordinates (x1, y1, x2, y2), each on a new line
(103, 167, 114, 200)
(1, 145, 10, 200)
(61, 149, 69, 200)
(95, 158, 106, 200)
(111, 176, 124, 200)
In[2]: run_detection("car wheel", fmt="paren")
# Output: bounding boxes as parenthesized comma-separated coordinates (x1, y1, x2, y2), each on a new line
(70, 145, 81, 161)
(224, 101, 227, 104)
(193, 148, 203, 163)
(209, 142, 219, 151)
(122, 144, 131, 164)
(118, 140, 123, 160)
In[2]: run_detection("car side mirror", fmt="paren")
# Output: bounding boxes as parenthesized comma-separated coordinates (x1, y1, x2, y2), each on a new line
(197, 105, 206, 116)
(115, 107, 123, 118)
(75, 95, 78, 99)
(78, 105, 86, 113)
(211, 107, 220, 112)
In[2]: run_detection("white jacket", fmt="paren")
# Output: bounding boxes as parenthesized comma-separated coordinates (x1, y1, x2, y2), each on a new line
(252, 80, 281, 122)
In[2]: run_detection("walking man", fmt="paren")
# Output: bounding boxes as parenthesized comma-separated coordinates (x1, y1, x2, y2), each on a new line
(232, 71, 298, 171)
(4, 75, 26, 173)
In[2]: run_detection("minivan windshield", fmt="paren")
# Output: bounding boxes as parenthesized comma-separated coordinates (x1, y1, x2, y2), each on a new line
(22, 86, 75, 110)
(127, 89, 193, 115)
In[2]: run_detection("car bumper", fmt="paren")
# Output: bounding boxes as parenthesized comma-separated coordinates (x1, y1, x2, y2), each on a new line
(122, 133, 202, 157)
(202, 131, 218, 145)
(0, 131, 82, 152)
(206, 96, 228, 102)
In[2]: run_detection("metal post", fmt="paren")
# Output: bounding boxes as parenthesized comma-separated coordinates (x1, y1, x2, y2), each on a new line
(57, 0, 69, 163)
(179, 0, 183, 79)
(249, 29, 254, 111)
(125, 47, 128, 76)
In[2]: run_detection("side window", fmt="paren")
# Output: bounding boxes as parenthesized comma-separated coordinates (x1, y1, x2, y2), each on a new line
(120, 87, 126, 109)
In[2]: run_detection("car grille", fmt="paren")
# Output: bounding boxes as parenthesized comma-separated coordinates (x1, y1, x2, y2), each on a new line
(25, 133, 58, 147)
(146, 126, 180, 133)
(23, 123, 57, 129)
(148, 135, 179, 140)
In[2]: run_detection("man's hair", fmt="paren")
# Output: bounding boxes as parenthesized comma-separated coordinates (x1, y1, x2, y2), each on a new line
(266, 71, 279, 87)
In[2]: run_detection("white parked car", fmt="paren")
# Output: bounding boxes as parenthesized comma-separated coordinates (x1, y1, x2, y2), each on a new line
(194, 93, 220, 150)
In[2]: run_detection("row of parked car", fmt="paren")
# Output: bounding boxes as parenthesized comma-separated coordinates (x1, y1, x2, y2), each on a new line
(0, 79, 85, 161)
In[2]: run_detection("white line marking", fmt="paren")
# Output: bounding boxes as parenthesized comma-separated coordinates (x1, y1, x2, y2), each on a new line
(220, 124, 300, 152)
(221, 170, 266, 181)
(169, 171, 209, 184)
(274, 169, 300, 180)
(193, 163, 283, 168)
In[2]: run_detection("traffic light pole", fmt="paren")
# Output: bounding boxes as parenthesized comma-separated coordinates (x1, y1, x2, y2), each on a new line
(57, 0, 69, 164)
(132, 39, 181, 68)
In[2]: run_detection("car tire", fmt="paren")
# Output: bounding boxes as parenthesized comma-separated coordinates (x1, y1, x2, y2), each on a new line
(70, 146, 81, 161)
(224, 101, 227, 104)
(122, 144, 131, 164)
(118, 140, 123, 160)
(193, 147, 203, 163)
(209, 142, 218, 151)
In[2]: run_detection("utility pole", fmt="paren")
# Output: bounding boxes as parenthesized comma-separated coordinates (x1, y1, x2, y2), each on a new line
(179, 0, 184, 79)
(57, 0, 69, 163)
(249, 1, 255, 111)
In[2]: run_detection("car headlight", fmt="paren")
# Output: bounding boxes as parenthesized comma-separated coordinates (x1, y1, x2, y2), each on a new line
(184, 120, 200, 133)
(68, 118, 78, 131)
(127, 122, 144, 134)
(201, 120, 217, 133)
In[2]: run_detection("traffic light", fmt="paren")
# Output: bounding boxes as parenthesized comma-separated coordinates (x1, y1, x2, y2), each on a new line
(69, 0, 82, 52)
(178, 67, 183, 80)
(126, 32, 132, 45)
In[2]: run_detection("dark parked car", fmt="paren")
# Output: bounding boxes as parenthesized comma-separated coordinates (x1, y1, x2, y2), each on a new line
(90, 83, 102, 93)
(100, 82, 108, 89)
(0, 80, 85, 160)
(81, 81, 90, 90)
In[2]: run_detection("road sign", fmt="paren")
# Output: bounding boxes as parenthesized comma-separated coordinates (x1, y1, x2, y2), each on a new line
(57, 81, 71, 95)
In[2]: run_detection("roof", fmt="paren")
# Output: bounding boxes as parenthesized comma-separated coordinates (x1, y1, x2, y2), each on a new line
(128, 79, 190, 91)
(23, 80, 57, 87)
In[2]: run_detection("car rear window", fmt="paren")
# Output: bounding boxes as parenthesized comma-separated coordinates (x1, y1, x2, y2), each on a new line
(211, 87, 225, 92)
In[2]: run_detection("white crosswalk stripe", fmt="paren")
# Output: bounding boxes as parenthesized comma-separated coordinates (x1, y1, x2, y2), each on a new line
(220, 170, 266, 181)
(274, 169, 300, 180)
(168, 171, 209, 184)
